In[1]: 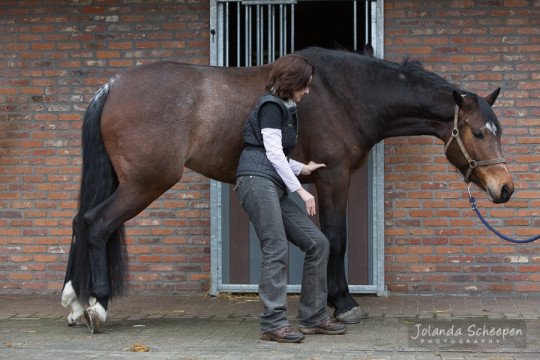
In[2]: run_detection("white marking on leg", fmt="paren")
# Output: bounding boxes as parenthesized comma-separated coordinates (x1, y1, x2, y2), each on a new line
(61, 280, 76, 307)
(88, 297, 107, 322)
(68, 301, 85, 325)
(61, 281, 85, 325)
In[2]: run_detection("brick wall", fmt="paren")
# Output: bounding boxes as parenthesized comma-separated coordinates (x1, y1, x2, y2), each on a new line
(383, 0, 539, 293)
(0, 1, 211, 294)
(1, 0, 538, 297)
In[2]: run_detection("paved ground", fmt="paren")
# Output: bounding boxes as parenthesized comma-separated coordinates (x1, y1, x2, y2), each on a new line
(0, 294, 539, 359)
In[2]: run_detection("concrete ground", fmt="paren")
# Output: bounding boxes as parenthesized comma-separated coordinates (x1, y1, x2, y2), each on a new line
(0, 294, 539, 359)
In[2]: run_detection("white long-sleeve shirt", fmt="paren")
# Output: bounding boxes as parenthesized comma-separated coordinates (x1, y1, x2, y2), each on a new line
(261, 128, 305, 192)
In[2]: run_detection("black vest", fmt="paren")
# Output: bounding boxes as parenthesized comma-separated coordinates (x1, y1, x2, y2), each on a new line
(236, 94, 298, 190)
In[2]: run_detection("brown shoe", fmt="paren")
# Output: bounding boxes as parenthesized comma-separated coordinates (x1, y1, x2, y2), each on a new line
(261, 326, 305, 343)
(299, 319, 347, 335)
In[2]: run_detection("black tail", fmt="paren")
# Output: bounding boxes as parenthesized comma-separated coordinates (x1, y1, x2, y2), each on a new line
(69, 80, 128, 303)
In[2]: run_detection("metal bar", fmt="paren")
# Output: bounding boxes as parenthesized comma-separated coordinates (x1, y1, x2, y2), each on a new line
(217, 2, 224, 66)
(242, 0, 296, 4)
(209, 180, 222, 296)
(353, 1, 357, 51)
(237, 2, 241, 66)
(271, 5, 275, 61)
(279, 4, 283, 57)
(375, 0, 383, 57)
(249, 5, 252, 66)
(364, 0, 370, 44)
(267, 5, 271, 63)
(290, 4, 294, 52)
(259, 5, 264, 66)
(209, 0, 218, 67)
(256, 5, 260, 65)
(209, 0, 219, 296)
(261, 5, 265, 64)
(217, 284, 383, 294)
(225, 2, 229, 67)
(368, 0, 372, 44)
(259, 5, 264, 65)
(283, 5, 287, 54)
(245, 5, 250, 66)
(244, 4, 248, 66)
(374, 0, 386, 296)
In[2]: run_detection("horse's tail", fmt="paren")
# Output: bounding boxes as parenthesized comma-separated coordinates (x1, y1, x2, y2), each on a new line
(70, 78, 128, 303)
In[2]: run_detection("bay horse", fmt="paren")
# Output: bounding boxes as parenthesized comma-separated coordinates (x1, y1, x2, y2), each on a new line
(61, 47, 514, 333)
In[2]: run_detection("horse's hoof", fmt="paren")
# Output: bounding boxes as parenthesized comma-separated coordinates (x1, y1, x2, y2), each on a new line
(84, 309, 103, 334)
(68, 313, 87, 327)
(335, 306, 368, 324)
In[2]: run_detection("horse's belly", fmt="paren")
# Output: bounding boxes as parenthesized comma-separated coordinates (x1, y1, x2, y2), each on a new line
(185, 158, 238, 184)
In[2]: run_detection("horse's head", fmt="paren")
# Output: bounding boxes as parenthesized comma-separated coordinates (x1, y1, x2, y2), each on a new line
(444, 88, 514, 204)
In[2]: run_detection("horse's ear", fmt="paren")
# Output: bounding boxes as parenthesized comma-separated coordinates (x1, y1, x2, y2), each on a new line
(452, 90, 464, 108)
(484, 87, 501, 106)
(334, 41, 350, 52)
(363, 44, 374, 57)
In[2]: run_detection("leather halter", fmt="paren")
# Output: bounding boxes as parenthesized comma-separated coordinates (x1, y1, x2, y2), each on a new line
(444, 105, 506, 183)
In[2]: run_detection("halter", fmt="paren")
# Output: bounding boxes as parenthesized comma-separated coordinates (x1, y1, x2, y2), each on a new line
(444, 105, 506, 183)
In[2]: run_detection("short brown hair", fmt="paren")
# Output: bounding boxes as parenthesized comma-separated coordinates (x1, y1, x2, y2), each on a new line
(265, 54, 313, 101)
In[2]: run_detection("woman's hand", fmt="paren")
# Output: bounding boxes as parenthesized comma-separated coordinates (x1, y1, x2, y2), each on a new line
(300, 161, 326, 175)
(296, 187, 317, 216)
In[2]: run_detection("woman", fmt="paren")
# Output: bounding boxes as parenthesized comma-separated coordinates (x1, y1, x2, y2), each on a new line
(235, 54, 346, 343)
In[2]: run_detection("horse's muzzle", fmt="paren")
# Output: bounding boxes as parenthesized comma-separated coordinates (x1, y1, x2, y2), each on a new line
(486, 179, 514, 204)
(492, 183, 513, 204)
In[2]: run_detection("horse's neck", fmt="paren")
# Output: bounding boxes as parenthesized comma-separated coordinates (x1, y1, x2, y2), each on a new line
(374, 85, 455, 141)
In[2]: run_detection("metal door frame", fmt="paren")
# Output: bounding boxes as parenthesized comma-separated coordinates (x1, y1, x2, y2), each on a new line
(209, 0, 387, 296)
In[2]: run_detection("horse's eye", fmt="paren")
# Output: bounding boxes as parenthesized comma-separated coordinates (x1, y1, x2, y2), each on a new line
(473, 130, 484, 140)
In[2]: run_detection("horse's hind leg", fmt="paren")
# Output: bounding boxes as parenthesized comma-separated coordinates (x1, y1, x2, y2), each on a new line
(61, 215, 86, 326)
(82, 178, 179, 333)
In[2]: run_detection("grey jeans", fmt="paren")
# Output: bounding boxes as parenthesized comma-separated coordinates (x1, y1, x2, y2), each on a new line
(235, 175, 331, 333)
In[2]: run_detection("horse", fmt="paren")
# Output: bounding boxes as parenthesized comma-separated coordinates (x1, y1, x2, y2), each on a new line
(60, 47, 514, 333)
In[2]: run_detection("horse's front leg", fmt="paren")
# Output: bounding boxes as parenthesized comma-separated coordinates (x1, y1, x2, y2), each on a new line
(315, 169, 368, 324)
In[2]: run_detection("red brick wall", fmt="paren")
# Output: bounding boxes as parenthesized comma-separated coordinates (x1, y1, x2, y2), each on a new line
(0, 1, 211, 294)
(1, 0, 538, 296)
(383, 0, 540, 293)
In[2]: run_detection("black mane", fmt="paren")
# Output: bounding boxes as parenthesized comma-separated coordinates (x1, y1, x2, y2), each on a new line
(299, 47, 500, 130)
(400, 58, 457, 90)
(301, 47, 458, 91)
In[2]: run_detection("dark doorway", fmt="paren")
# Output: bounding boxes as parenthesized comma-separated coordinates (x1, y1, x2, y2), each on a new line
(295, 1, 355, 50)
(217, 0, 375, 289)
(295, 0, 374, 52)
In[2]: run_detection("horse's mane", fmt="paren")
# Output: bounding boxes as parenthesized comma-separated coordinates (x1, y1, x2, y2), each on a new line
(393, 57, 501, 131)
(300, 47, 458, 91)
(390, 56, 458, 91)
(298, 47, 501, 130)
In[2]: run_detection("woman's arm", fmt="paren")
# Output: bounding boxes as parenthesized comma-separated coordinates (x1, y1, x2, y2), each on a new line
(262, 129, 325, 216)
(261, 128, 302, 193)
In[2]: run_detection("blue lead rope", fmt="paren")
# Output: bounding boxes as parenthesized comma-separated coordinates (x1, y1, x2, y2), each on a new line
(468, 192, 540, 244)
